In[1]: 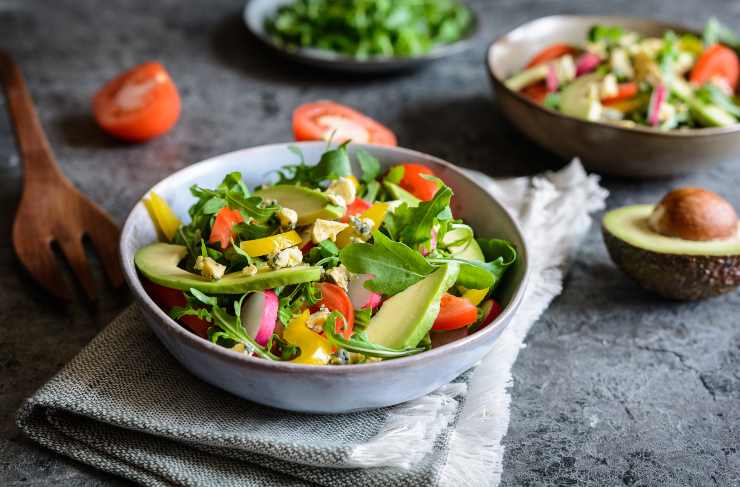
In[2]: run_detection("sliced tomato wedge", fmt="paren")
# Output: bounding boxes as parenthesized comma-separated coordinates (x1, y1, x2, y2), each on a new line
(602, 82, 639, 105)
(399, 163, 438, 201)
(293, 101, 397, 146)
(342, 198, 372, 222)
(432, 293, 478, 331)
(690, 44, 739, 91)
(208, 207, 244, 250)
(93, 61, 180, 142)
(313, 283, 354, 339)
(142, 279, 210, 338)
(526, 43, 579, 68)
(521, 82, 549, 103)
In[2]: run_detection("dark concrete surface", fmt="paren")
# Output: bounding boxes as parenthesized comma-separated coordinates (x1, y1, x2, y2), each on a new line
(1, 0, 738, 485)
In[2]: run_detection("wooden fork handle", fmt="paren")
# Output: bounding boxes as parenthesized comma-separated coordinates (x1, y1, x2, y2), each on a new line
(0, 50, 64, 184)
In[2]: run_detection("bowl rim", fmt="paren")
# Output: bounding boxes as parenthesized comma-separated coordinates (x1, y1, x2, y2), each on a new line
(486, 14, 740, 138)
(242, 0, 480, 67)
(120, 141, 530, 374)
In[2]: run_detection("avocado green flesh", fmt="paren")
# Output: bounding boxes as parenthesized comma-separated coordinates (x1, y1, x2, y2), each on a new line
(442, 224, 485, 261)
(254, 185, 344, 226)
(560, 73, 603, 121)
(603, 205, 740, 256)
(135, 243, 322, 294)
(365, 263, 459, 349)
(383, 181, 420, 207)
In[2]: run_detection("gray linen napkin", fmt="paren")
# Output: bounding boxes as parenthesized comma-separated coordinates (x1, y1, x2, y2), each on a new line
(17, 161, 607, 487)
(17, 304, 470, 487)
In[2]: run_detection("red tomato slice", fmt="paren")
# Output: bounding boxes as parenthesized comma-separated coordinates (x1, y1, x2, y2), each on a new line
(690, 44, 739, 91)
(602, 82, 639, 105)
(342, 198, 372, 222)
(293, 101, 397, 146)
(142, 279, 210, 338)
(209, 207, 244, 250)
(521, 82, 549, 103)
(526, 43, 579, 68)
(93, 61, 181, 142)
(399, 163, 438, 201)
(313, 283, 354, 339)
(432, 293, 478, 331)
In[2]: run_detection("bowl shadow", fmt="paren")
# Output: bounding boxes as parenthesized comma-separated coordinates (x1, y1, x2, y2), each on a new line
(396, 95, 566, 178)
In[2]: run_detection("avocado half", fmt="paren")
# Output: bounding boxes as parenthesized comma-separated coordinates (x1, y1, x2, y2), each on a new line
(602, 205, 740, 300)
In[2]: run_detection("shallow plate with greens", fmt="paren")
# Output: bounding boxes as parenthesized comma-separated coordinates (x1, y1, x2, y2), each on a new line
(243, 0, 478, 73)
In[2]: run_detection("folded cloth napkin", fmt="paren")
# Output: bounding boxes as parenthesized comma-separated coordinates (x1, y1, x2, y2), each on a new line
(17, 160, 607, 487)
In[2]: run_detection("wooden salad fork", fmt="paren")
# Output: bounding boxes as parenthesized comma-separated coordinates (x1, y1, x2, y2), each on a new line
(0, 50, 123, 300)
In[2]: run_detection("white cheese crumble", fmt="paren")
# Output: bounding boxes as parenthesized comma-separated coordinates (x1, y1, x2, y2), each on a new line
(269, 246, 303, 269)
(326, 176, 357, 205)
(277, 207, 298, 230)
(310, 219, 349, 244)
(194, 256, 226, 281)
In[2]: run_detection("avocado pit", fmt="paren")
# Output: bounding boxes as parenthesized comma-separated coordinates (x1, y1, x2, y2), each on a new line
(603, 188, 740, 300)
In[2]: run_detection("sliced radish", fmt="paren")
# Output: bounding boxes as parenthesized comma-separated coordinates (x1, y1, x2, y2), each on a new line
(240, 290, 278, 346)
(546, 63, 559, 92)
(348, 274, 382, 310)
(575, 52, 601, 76)
(647, 84, 667, 127)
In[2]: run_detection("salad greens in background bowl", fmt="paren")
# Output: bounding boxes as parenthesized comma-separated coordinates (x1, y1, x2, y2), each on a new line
(120, 142, 528, 413)
(487, 15, 740, 178)
(244, 0, 478, 73)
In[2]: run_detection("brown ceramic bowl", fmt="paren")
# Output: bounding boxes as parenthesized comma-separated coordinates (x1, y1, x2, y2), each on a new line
(486, 15, 740, 178)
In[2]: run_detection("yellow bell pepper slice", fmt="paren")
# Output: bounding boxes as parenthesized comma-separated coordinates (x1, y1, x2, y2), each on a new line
(462, 287, 489, 306)
(143, 192, 181, 242)
(347, 175, 360, 190)
(239, 230, 302, 257)
(283, 310, 332, 365)
(335, 202, 390, 248)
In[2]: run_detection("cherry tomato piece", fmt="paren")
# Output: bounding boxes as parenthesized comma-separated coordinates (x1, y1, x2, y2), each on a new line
(399, 163, 438, 201)
(209, 207, 244, 250)
(142, 279, 210, 338)
(93, 61, 181, 142)
(292, 101, 397, 146)
(432, 293, 478, 331)
(313, 282, 354, 339)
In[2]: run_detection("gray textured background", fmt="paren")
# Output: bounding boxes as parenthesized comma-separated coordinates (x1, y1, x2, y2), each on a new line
(1, 0, 738, 485)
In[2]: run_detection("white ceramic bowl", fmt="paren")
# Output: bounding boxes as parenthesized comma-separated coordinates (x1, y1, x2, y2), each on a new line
(120, 142, 529, 413)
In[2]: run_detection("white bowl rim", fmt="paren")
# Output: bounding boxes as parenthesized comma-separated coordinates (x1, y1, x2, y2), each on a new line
(486, 14, 740, 138)
(120, 141, 530, 374)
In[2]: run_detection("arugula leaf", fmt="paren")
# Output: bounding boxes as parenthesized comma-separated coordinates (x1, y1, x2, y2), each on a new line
(305, 239, 340, 268)
(323, 313, 424, 359)
(357, 150, 381, 183)
(703, 17, 740, 49)
(477, 238, 518, 288)
(588, 24, 625, 44)
(210, 304, 278, 360)
(274, 143, 353, 187)
(427, 258, 494, 289)
(386, 186, 453, 245)
(340, 231, 433, 295)
(385, 165, 404, 184)
(363, 180, 381, 202)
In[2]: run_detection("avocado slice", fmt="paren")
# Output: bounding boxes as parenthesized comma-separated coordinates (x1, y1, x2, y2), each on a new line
(254, 185, 344, 226)
(135, 243, 322, 294)
(602, 205, 740, 300)
(383, 181, 421, 207)
(560, 73, 603, 121)
(668, 78, 737, 127)
(365, 263, 459, 349)
(441, 224, 485, 261)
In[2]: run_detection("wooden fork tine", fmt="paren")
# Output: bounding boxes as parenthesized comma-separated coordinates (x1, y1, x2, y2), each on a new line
(12, 236, 71, 300)
(57, 235, 97, 301)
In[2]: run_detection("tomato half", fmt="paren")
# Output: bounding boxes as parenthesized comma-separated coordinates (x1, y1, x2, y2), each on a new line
(432, 293, 478, 331)
(93, 61, 181, 142)
(142, 279, 210, 338)
(526, 43, 579, 68)
(313, 283, 354, 339)
(292, 101, 397, 146)
(399, 163, 438, 201)
(209, 207, 244, 250)
(690, 44, 739, 91)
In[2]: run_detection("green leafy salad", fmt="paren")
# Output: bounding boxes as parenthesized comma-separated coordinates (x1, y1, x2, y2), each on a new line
(505, 18, 740, 129)
(135, 143, 516, 365)
(264, 0, 474, 59)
